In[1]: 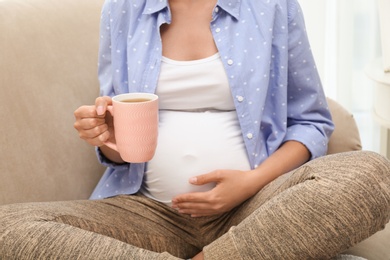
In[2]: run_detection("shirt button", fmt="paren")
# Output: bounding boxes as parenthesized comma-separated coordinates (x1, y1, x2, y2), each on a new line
(215, 7, 219, 13)
(236, 96, 244, 102)
(246, 133, 253, 139)
(227, 59, 234, 65)
(215, 28, 221, 33)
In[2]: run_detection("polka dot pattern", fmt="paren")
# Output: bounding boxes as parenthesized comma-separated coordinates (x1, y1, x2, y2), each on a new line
(90, 0, 334, 200)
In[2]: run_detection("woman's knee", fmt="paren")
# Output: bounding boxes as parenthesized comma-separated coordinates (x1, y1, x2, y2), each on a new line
(308, 151, 390, 184)
(309, 151, 390, 221)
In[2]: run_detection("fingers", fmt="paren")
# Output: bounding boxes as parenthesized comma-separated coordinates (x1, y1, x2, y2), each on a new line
(95, 96, 112, 116)
(172, 191, 219, 214)
(74, 105, 99, 119)
(74, 96, 113, 147)
(172, 176, 222, 205)
(189, 170, 222, 186)
(172, 170, 246, 217)
(172, 194, 224, 218)
(76, 117, 106, 130)
(172, 192, 208, 204)
(76, 119, 109, 141)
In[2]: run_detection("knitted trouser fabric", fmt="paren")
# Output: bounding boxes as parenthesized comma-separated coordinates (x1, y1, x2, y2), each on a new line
(0, 151, 389, 260)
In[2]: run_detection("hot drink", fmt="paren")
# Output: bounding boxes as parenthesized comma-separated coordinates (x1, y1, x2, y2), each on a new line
(121, 98, 151, 103)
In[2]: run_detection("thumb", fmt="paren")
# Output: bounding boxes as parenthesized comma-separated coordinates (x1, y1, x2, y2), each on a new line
(95, 96, 112, 116)
(189, 171, 220, 185)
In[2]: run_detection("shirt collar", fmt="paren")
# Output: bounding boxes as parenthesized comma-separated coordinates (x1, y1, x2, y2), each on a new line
(142, 0, 241, 20)
(143, 0, 169, 15)
(216, 0, 241, 20)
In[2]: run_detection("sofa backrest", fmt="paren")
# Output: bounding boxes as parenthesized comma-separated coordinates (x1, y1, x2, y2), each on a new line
(0, 0, 106, 204)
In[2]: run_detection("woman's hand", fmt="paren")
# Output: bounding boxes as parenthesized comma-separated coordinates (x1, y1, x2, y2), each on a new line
(74, 96, 124, 163)
(73, 96, 114, 147)
(172, 141, 311, 217)
(171, 169, 263, 217)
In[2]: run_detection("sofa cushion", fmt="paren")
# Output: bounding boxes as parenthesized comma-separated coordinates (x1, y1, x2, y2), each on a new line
(345, 222, 390, 260)
(326, 97, 362, 154)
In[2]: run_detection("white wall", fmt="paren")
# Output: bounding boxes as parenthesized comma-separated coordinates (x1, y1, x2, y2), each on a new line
(298, 0, 328, 92)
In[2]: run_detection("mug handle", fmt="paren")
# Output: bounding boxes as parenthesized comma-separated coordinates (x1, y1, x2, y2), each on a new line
(103, 106, 118, 152)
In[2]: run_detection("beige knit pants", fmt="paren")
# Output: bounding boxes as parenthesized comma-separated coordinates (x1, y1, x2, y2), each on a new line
(0, 151, 389, 260)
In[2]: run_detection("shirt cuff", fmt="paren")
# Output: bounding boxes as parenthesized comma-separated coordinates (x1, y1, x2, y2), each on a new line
(283, 125, 329, 160)
(95, 147, 130, 170)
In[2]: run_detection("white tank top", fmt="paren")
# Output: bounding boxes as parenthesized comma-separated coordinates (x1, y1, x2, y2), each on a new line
(140, 53, 251, 204)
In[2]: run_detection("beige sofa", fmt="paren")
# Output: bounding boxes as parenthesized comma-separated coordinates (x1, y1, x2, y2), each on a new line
(0, 0, 389, 259)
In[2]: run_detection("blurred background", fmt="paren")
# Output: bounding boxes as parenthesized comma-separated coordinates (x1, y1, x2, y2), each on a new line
(299, 0, 382, 153)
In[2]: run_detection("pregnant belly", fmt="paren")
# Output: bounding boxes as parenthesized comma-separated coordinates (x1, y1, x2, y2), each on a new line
(140, 110, 251, 204)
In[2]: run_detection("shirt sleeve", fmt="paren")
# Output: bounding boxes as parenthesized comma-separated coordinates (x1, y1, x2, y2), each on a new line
(95, 147, 130, 170)
(96, 0, 130, 169)
(284, 0, 334, 159)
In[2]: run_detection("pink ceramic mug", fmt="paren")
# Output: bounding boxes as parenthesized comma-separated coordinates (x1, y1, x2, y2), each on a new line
(104, 93, 159, 163)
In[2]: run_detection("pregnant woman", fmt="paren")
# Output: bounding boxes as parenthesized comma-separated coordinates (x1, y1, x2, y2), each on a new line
(1, 0, 389, 259)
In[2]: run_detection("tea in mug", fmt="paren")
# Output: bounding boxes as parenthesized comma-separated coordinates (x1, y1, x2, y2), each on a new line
(121, 98, 151, 103)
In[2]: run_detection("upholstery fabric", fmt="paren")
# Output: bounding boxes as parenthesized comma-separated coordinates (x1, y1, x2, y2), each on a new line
(0, 0, 106, 204)
(326, 98, 362, 155)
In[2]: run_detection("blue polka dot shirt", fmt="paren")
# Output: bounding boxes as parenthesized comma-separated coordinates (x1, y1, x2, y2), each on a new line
(91, 0, 334, 199)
